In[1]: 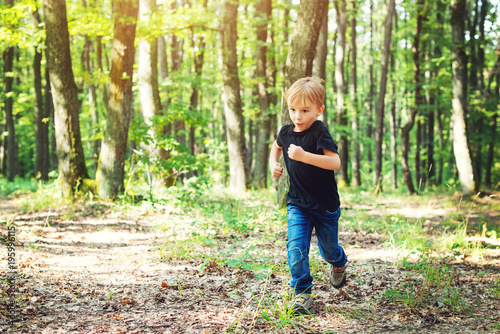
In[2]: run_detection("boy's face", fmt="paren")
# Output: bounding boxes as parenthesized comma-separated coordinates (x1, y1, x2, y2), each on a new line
(288, 98, 325, 132)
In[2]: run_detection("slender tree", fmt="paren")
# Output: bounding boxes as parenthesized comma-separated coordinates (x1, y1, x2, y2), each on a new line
(32, 7, 49, 181)
(334, 0, 348, 187)
(43, 0, 89, 197)
(3, 0, 17, 181)
(253, 0, 272, 189)
(450, 0, 476, 195)
(81, 0, 100, 174)
(96, 0, 139, 199)
(374, 0, 395, 191)
(138, 0, 169, 176)
(401, 0, 424, 195)
(220, 0, 248, 192)
(350, 0, 361, 187)
(312, 6, 328, 128)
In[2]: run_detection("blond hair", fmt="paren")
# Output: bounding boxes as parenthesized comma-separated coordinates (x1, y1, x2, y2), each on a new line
(285, 77, 325, 107)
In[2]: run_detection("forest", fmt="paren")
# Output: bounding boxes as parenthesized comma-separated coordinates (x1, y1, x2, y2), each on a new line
(1, 0, 500, 333)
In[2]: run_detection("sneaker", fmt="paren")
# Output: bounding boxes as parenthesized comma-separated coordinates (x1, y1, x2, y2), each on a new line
(287, 294, 313, 315)
(329, 264, 347, 289)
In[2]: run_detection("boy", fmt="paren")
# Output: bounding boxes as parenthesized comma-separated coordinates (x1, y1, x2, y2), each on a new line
(269, 77, 348, 314)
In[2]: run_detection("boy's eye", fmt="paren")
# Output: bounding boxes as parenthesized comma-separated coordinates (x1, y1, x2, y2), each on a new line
(302, 110, 309, 113)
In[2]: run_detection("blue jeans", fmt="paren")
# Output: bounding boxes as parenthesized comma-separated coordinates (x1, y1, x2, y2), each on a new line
(287, 205, 348, 295)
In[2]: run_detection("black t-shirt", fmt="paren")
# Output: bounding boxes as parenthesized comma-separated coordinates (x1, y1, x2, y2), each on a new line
(276, 120, 340, 211)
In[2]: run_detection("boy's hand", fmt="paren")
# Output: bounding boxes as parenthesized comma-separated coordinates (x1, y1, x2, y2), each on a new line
(272, 163, 283, 178)
(288, 144, 306, 162)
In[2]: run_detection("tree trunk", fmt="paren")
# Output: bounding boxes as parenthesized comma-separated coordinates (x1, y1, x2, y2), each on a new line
(401, 0, 424, 195)
(138, 0, 171, 185)
(334, 0, 349, 188)
(478, 0, 488, 89)
(220, 0, 248, 192)
(350, 0, 361, 187)
(32, 7, 50, 181)
(3, 45, 17, 181)
(312, 6, 328, 128)
(451, 0, 476, 195)
(276, 0, 328, 207)
(45, 52, 57, 171)
(96, 0, 139, 199)
(366, 0, 374, 173)
(389, 17, 398, 190)
(96, 36, 110, 112)
(43, 0, 89, 197)
(81, 0, 100, 175)
(484, 114, 496, 187)
(374, 0, 395, 191)
(188, 23, 206, 158)
(253, 0, 272, 189)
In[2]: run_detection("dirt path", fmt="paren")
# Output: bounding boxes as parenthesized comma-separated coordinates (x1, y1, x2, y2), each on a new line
(1, 196, 499, 333)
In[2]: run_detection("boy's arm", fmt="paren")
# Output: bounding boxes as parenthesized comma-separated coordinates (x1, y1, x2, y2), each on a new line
(269, 140, 284, 178)
(287, 144, 341, 170)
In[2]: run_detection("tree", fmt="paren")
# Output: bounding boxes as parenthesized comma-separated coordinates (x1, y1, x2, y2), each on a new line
(43, 0, 89, 197)
(374, 0, 395, 191)
(253, 0, 272, 189)
(3, 0, 17, 181)
(137, 0, 169, 178)
(276, 0, 329, 206)
(96, 0, 139, 199)
(334, 0, 348, 187)
(450, 0, 476, 195)
(312, 6, 328, 128)
(400, 0, 424, 195)
(350, 0, 361, 187)
(32, 7, 49, 181)
(220, 0, 248, 192)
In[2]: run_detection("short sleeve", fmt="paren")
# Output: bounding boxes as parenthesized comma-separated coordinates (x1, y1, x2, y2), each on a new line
(276, 125, 288, 148)
(316, 124, 338, 153)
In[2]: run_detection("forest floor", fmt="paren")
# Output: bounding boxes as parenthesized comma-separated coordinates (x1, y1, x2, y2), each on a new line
(1, 186, 500, 333)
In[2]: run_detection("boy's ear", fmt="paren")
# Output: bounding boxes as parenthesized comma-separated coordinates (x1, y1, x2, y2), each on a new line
(317, 105, 325, 116)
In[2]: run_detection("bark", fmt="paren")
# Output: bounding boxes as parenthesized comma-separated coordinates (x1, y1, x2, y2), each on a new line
(3, 45, 17, 181)
(45, 52, 57, 171)
(3, 0, 17, 181)
(253, 0, 272, 189)
(374, 0, 395, 191)
(267, 7, 278, 140)
(478, 0, 488, 88)
(32, 7, 50, 181)
(43, 0, 89, 197)
(96, 0, 139, 199)
(334, 0, 349, 187)
(220, 0, 248, 192)
(366, 0, 374, 172)
(81, 0, 100, 175)
(275, 0, 328, 207)
(469, 0, 480, 89)
(312, 7, 328, 128)
(188, 0, 208, 168)
(451, 0, 476, 195)
(389, 13, 398, 190)
(138, 0, 171, 185)
(435, 1, 445, 185)
(96, 36, 110, 111)
(350, 0, 361, 187)
(158, 36, 169, 81)
(484, 115, 496, 187)
(171, 2, 185, 145)
(401, 0, 424, 195)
